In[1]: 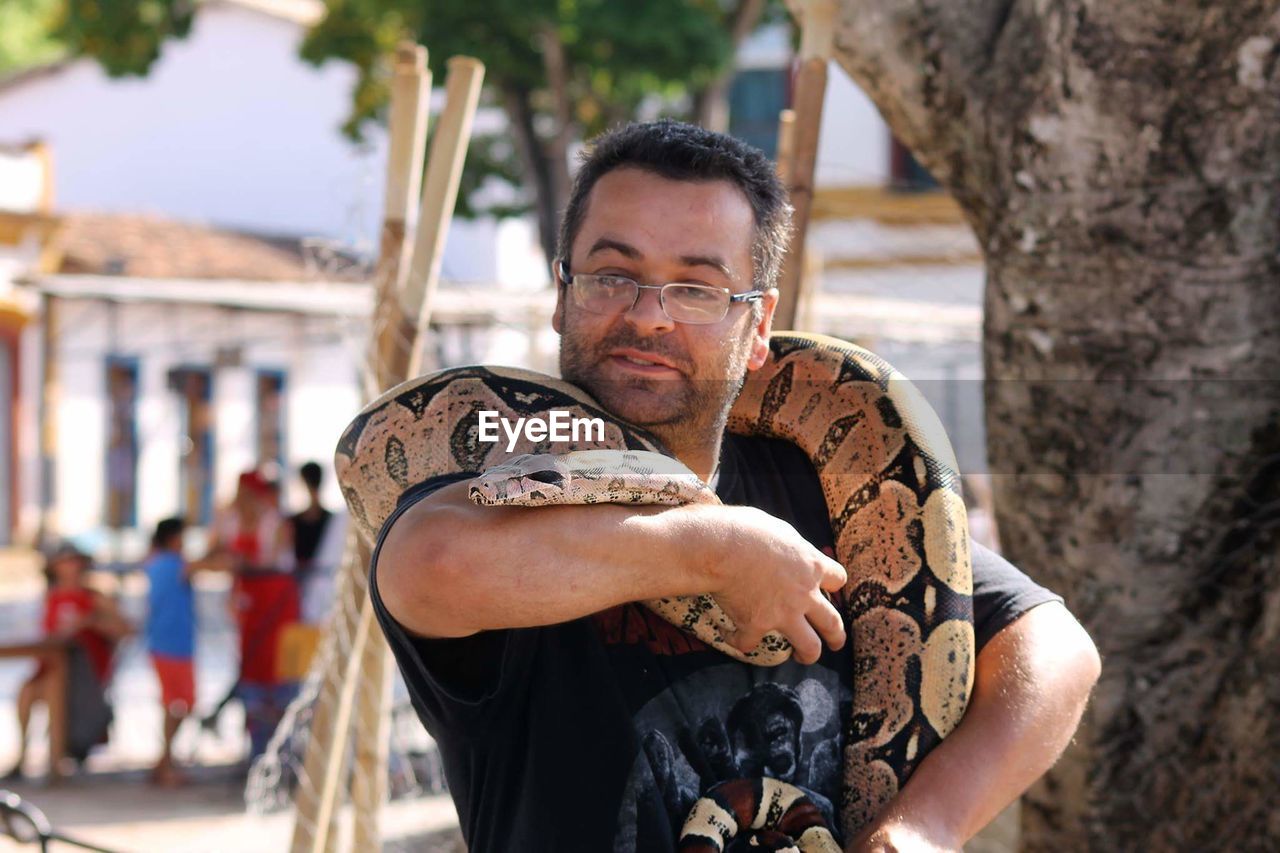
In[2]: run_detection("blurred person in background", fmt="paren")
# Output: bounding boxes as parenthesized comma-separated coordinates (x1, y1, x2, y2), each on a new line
(195, 470, 298, 759)
(290, 461, 346, 626)
(4, 543, 132, 779)
(143, 517, 197, 787)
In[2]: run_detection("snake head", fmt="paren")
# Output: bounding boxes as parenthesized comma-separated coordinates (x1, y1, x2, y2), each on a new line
(469, 454, 575, 505)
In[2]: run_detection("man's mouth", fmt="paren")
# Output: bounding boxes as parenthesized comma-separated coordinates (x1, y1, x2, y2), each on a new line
(607, 349, 683, 376)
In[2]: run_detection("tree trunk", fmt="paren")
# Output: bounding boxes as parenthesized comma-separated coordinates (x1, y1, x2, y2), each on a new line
(691, 0, 768, 132)
(500, 82, 562, 266)
(537, 22, 575, 221)
(824, 1, 1280, 848)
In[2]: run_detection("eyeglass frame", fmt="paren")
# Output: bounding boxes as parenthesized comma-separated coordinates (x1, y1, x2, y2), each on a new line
(556, 260, 766, 325)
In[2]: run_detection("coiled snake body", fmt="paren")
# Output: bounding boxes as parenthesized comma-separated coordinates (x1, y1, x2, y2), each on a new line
(336, 333, 974, 847)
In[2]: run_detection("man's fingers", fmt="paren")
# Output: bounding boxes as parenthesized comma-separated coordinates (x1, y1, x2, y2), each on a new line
(781, 619, 823, 665)
(807, 593, 846, 651)
(818, 558, 847, 592)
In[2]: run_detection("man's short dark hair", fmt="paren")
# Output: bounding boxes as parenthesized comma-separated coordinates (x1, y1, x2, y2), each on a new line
(152, 516, 185, 549)
(556, 120, 793, 294)
(300, 461, 323, 491)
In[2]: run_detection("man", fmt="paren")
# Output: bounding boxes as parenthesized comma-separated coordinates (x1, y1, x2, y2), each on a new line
(290, 461, 345, 624)
(370, 121, 1100, 851)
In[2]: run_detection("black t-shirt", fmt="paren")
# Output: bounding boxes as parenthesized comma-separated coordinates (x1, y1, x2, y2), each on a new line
(368, 434, 1062, 852)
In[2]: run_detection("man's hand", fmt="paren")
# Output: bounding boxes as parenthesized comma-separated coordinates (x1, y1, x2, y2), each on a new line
(701, 505, 847, 663)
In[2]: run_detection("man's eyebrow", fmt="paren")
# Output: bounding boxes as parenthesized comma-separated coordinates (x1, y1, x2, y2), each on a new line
(586, 238, 642, 260)
(677, 254, 733, 279)
(587, 238, 733, 279)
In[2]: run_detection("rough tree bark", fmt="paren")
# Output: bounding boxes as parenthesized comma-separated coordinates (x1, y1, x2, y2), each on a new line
(820, 1, 1280, 848)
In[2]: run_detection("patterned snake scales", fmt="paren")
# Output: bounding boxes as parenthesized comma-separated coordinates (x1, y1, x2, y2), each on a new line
(335, 332, 975, 850)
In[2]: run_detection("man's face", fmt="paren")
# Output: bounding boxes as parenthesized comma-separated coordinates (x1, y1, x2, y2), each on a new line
(553, 167, 778, 453)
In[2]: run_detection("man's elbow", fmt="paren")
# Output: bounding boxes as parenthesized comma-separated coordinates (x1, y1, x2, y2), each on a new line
(984, 601, 1101, 704)
(1075, 626, 1102, 691)
(375, 488, 483, 638)
(1049, 604, 1102, 699)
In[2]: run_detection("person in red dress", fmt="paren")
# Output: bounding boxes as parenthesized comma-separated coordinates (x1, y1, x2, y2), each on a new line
(195, 470, 299, 758)
(4, 543, 132, 778)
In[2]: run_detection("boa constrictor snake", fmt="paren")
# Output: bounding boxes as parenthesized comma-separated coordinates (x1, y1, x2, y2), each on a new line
(335, 332, 975, 849)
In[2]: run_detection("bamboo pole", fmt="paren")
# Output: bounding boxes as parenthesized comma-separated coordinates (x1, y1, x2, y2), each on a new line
(776, 108, 796, 186)
(404, 57, 486, 374)
(797, 246, 823, 333)
(373, 44, 434, 386)
(289, 542, 358, 853)
(349, 618, 392, 852)
(350, 45, 432, 850)
(349, 57, 483, 848)
(354, 59, 482, 845)
(294, 51, 485, 853)
(36, 293, 58, 547)
(290, 42, 432, 853)
(309, 595, 376, 853)
(773, 0, 835, 331)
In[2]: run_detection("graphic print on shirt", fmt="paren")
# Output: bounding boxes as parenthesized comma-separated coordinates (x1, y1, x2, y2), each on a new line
(611, 662, 851, 850)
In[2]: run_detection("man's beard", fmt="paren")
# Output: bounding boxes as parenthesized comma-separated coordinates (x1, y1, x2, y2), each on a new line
(559, 323, 751, 452)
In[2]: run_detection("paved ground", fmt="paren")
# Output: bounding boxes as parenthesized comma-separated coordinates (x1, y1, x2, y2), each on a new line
(0, 769, 464, 852)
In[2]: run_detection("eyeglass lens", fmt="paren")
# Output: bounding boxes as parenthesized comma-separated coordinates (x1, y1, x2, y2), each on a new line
(572, 276, 729, 324)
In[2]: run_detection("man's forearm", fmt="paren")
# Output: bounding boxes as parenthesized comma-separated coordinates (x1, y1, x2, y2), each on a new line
(849, 601, 1101, 851)
(376, 479, 723, 638)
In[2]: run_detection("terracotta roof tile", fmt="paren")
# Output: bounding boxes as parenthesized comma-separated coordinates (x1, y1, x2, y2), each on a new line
(50, 212, 367, 281)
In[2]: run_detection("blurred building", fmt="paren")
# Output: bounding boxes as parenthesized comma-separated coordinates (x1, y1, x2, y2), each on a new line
(0, 0, 540, 286)
(732, 22, 986, 473)
(0, 141, 49, 547)
(0, 7, 987, 553)
(0, 0, 545, 553)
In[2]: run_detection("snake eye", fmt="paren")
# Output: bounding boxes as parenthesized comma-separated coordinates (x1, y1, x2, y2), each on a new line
(526, 469, 565, 487)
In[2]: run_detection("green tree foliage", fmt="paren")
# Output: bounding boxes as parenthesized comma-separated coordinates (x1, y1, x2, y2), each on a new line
(49, 0, 782, 263)
(301, 0, 754, 261)
(53, 0, 194, 77)
(0, 0, 65, 74)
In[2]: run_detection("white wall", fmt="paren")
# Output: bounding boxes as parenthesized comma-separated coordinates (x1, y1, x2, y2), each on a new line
(0, 147, 45, 212)
(816, 63, 892, 187)
(0, 6, 377, 239)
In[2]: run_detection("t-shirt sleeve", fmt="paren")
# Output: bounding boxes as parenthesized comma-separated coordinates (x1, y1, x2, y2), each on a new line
(970, 540, 1063, 651)
(367, 473, 542, 733)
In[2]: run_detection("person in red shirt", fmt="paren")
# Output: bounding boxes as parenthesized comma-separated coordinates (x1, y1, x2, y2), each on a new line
(4, 543, 132, 778)
(194, 470, 299, 758)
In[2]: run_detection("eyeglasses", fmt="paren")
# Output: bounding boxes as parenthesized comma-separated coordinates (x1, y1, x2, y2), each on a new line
(558, 261, 764, 325)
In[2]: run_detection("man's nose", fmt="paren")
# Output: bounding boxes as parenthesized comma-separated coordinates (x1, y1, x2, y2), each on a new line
(623, 285, 675, 333)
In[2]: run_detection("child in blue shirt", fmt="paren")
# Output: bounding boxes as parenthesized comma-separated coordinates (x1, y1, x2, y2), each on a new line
(144, 517, 196, 787)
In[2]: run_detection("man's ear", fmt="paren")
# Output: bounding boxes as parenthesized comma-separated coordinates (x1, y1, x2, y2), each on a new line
(551, 260, 566, 334)
(746, 288, 779, 371)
